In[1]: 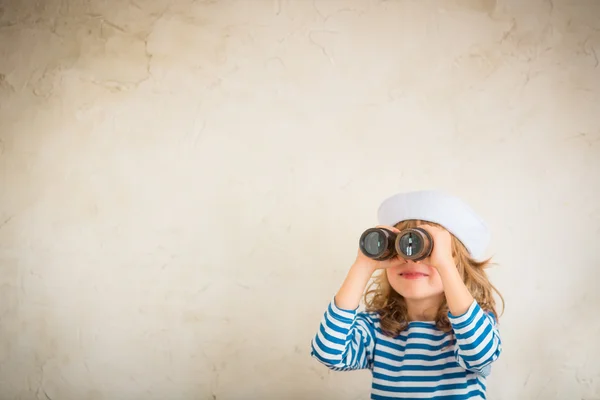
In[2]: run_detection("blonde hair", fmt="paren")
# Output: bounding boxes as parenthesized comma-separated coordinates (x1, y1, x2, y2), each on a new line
(364, 219, 504, 337)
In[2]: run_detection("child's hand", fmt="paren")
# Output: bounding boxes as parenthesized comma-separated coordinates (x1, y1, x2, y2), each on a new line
(416, 224, 456, 271)
(336, 226, 404, 311)
(353, 225, 404, 272)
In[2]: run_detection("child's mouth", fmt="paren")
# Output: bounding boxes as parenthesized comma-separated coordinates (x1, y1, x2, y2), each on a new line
(399, 272, 428, 279)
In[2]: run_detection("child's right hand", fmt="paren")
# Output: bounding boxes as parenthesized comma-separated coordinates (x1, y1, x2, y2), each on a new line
(353, 225, 403, 272)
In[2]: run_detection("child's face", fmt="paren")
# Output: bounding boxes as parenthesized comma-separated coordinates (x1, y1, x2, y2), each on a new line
(385, 256, 444, 302)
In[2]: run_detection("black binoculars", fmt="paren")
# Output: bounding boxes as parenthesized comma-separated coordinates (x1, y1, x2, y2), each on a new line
(359, 227, 433, 261)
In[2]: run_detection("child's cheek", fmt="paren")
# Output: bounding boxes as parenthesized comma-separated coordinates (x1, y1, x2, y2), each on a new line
(426, 267, 444, 291)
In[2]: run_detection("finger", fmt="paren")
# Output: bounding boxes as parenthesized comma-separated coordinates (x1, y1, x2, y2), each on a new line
(375, 225, 401, 233)
(416, 224, 437, 234)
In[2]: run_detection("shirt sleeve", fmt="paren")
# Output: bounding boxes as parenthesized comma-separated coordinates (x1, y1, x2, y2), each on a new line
(448, 299, 502, 377)
(310, 297, 376, 371)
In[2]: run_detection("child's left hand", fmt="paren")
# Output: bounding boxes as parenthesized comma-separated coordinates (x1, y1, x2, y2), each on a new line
(416, 224, 456, 271)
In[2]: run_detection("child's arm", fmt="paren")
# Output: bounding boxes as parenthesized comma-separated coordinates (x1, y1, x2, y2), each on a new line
(423, 225, 502, 376)
(438, 262, 501, 375)
(447, 298, 502, 376)
(332, 261, 376, 310)
(311, 237, 401, 371)
(436, 260, 476, 316)
(311, 263, 376, 370)
(310, 296, 376, 370)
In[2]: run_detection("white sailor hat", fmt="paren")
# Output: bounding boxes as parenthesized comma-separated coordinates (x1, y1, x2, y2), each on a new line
(377, 190, 490, 260)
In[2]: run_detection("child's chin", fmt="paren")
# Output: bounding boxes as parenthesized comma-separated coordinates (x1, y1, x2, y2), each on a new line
(395, 287, 427, 299)
(400, 291, 430, 300)
(396, 286, 442, 300)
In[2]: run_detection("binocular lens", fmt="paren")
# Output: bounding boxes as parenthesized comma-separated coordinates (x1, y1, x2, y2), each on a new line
(398, 232, 423, 257)
(359, 228, 395, 260)
(362, 231, 384, 256)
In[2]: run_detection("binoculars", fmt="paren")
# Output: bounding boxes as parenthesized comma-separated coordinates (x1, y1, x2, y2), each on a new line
(359, 227, 433, 261)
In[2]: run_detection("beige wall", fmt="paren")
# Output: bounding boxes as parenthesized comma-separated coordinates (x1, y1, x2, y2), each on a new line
(1, 0, 599, 399)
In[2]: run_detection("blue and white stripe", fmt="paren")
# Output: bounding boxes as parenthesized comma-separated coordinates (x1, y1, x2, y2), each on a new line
(311, 298, 501, 399)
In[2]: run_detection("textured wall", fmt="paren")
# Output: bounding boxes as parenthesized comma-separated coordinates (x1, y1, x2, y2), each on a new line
(1, 0, 599, 399)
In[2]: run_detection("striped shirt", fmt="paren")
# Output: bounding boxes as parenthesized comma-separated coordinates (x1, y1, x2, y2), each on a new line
(311, 298, 502, 399)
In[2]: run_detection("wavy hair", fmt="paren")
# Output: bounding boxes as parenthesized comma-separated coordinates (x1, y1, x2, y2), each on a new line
(364, 219, 504, 337)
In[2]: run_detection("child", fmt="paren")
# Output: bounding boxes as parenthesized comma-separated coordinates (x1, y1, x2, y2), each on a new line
(311, 190, 504, 399)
